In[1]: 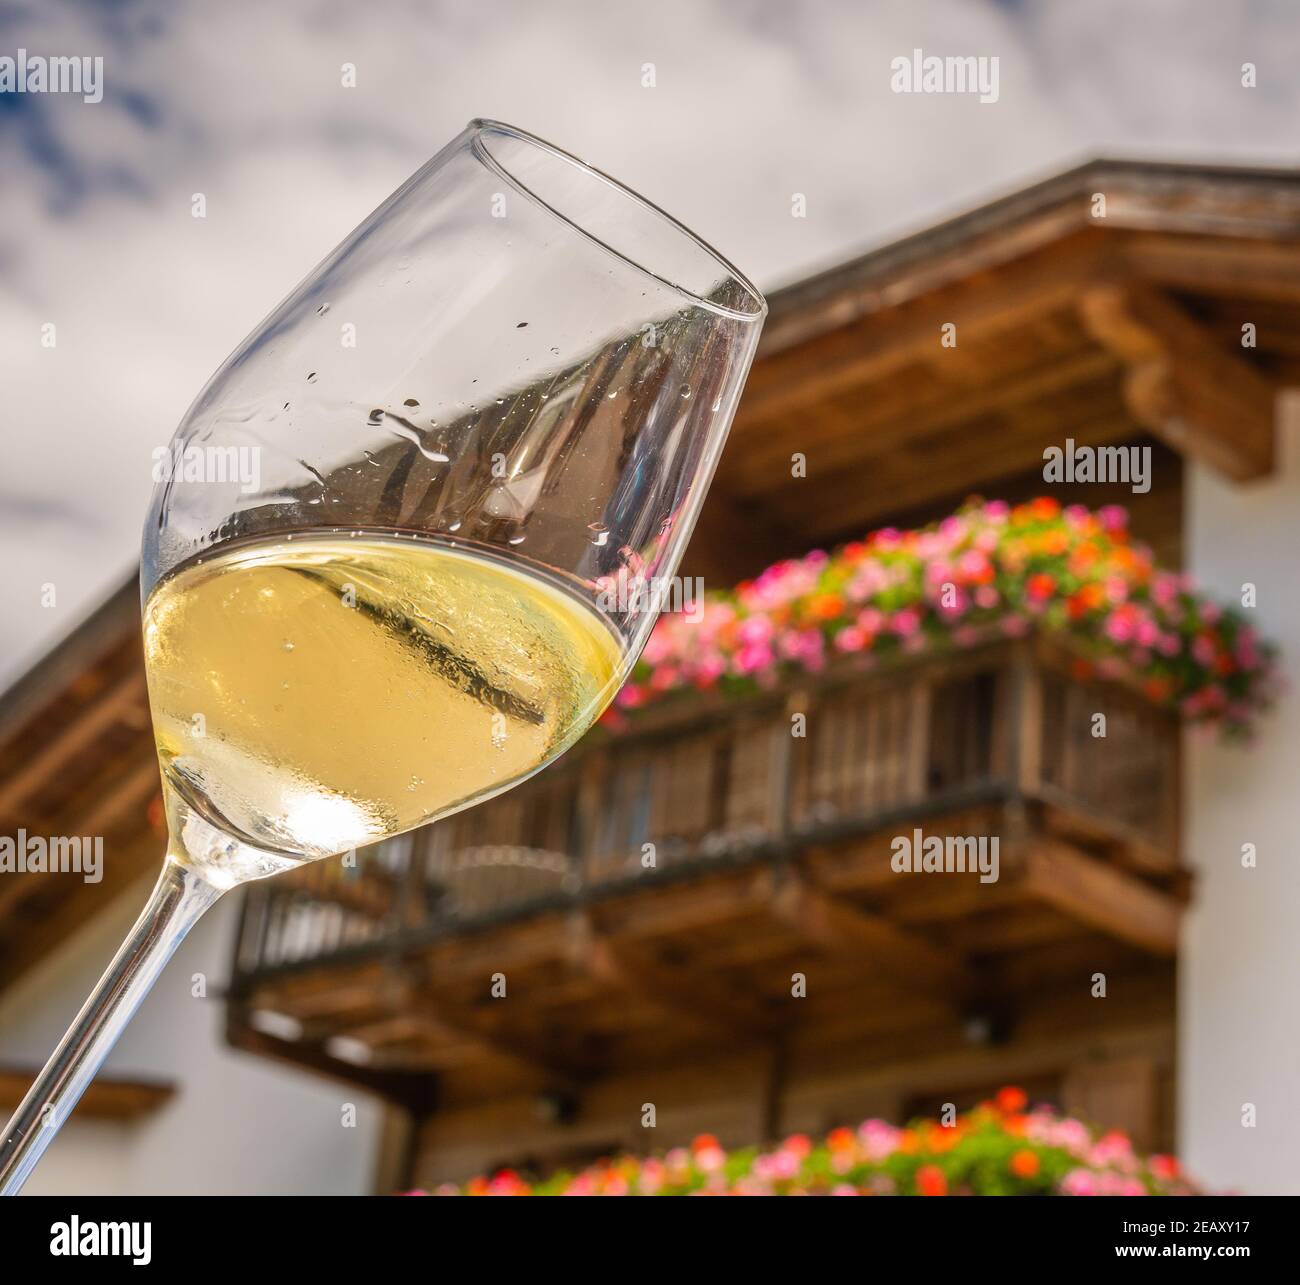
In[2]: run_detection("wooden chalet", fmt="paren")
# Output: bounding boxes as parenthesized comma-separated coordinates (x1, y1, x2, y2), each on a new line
(3, 158, 1299, 1187)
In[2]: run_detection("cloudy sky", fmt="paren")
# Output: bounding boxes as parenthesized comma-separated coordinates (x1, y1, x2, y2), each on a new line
(1, 0, 1298, 688)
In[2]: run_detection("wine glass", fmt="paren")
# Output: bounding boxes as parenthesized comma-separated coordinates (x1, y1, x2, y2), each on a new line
(0, 119, 764, 1194)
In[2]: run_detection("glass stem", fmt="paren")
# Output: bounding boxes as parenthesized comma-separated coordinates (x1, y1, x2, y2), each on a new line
(0, 855, 222, 1195)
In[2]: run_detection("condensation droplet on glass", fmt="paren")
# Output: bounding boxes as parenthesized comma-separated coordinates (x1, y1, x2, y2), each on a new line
(607, 389, 618, 400)
(712, 397, 722, 413)
(445, 513, 463, 532)
(368, 408, 384, 425)
(403, 397, 419, 408)
(681, 386, 692, 399)
(516, 321, 528, 328)
(306, 372, 318, 383)
(316, 303, 330, 316)
(587, 522, 609, 547)
(282, 641, 295, 652)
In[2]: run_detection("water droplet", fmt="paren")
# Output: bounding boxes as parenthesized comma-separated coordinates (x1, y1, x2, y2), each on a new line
(367, 408, 384, 425)
(516, 321, 528, 328)
(607, 389, 618, 400)
(587, 522, 609, 547)
(507, 530, 527, 546)
(712, 397, 722, 413)
(445, 512, 463, 532)
(316, 303, 331, 316)
(282, 641, 295, 652)
(403, 397, 419, 408)
(681, 386, 692, 399)
(306, 372, 317, 383)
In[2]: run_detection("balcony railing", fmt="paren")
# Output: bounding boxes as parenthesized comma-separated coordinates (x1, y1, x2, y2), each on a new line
(230, 637, 1180, 988)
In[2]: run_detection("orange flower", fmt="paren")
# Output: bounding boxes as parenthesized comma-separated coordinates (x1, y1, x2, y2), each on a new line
(995, 1086, 1028, 1115)
(691, 1133, 720, 1155)
(915, 1164, 948, 1196)
(928, 1124, 961, 1153)
(807, 593, 844, 621)
(1009, 1149, 1040, 1179)
(826, 1127, 856, 1152)
(1030, 496, 1061, 520)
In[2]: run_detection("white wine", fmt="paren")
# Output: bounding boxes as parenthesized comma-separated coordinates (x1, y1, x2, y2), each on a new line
(143, 533, 624, 864)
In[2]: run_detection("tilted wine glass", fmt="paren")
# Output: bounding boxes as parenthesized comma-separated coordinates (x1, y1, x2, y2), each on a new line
(0, 119, 765, 1194)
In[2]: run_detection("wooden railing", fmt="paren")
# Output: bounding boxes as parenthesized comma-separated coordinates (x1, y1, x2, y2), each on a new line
(230, 639, 1180, 985)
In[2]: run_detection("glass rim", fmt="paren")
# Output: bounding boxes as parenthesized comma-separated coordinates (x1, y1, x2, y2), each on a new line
(468, 118, 767, 323)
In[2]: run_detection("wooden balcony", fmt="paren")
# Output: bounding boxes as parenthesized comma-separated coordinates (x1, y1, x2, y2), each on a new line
(227, 637, 1185, 1144)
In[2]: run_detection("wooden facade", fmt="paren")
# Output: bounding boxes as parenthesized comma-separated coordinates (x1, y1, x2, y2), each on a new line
(3, 158, 1299, 1187)
(228, 637, 1184, 1181)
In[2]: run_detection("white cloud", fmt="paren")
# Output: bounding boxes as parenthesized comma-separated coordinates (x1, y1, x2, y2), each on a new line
(1, 0, 1299, 685)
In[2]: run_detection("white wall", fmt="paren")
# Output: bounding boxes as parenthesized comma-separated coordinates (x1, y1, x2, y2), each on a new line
(0, 875, 383, 1195)
(1181, 393, 1300, 1196)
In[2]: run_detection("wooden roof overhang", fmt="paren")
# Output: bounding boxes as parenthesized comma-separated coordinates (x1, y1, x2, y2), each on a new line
(0, 576, 158, 991)
(688, 158, 1300, 583)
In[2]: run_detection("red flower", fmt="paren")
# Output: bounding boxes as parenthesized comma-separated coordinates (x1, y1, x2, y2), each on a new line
(1026, 573, 1057, 603)
(995, 1086, 1028, 1115)
(1009, 1149, 1040, 1179)
(915, 1164, 948, 1196)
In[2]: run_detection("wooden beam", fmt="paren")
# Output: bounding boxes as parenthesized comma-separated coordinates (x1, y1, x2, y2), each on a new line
(730, 346, 1120, 493)
(0, 1066, 173, 1120)
(735, 234, 1107, 428)
(225, 1007, 439, 1108)
(765, 398, 1136, 540)
(1121, 231, 1300, 304)
(756, 870, 968, 1005)
(402, 974, 588, 1081)
(0, 672, 148, 819)
(1022, 840, 1180, 956)
(1078, 283, 1276, 480)
(72, 757, 161, 839)
(564, 913, 774, 1041)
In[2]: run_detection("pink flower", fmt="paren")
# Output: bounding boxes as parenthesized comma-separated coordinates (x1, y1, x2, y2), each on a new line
(835, 626, 869, 654)
(1060, 1168, 1099, 1196)
(734, 642, 774, 675)
(889, 607, 922, 637)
